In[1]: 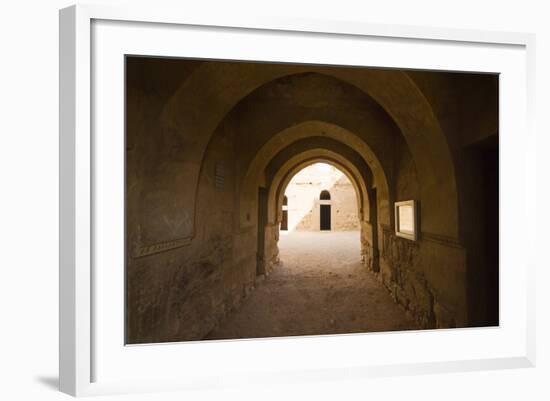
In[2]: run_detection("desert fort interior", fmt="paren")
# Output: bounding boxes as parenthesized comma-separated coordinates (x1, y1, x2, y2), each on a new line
(125, 57, 498, 343)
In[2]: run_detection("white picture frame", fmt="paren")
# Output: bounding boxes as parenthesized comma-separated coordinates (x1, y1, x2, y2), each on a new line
(394, 200, 418, 241)
(59, 4, 536, 397)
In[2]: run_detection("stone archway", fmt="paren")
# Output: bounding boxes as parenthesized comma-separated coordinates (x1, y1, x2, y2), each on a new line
(160, 66, 460, 243)
(124, 57, 499, 344)
(239, 121, 387, 227)
(263, 150, 379, 274)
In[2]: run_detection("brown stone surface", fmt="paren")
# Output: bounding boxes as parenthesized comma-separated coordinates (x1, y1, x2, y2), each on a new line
(207, 232, 418, 340)
(125, 57, 499, 343)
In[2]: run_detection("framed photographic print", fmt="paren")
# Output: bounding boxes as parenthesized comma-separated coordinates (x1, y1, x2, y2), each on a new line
(59, 4, 536, 397)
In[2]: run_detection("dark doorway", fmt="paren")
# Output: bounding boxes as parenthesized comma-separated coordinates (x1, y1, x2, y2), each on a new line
(320, 204, 331, 231)
(281, 196, 288, 231)
(464, 135, 499, 327)
(257, 187, 268, 276)
(320, 190, 331, 231)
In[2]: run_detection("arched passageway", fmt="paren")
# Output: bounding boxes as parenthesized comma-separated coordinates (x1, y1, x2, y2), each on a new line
(208, 162, 417, 339)
(125, 56, 499, 344)
(207, 230, 417, 340)
(280, 163, 357, 233)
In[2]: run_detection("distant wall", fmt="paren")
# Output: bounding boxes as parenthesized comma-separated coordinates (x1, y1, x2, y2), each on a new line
(284, 163, 359, 231)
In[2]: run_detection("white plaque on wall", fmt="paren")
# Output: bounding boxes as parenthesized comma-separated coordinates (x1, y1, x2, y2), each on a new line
(395, 200, 418, 240)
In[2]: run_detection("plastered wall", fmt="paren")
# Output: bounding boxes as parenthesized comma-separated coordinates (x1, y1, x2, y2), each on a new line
(125, 57, 498, 343)
(284, 163, 360, 231)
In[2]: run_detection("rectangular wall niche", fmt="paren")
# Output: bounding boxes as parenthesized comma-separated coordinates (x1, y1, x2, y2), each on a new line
(214, 161, 225, 190)
(395, 200, 418, 240)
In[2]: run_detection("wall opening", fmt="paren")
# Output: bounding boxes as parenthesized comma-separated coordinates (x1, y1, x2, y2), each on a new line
(464, 137, 499, 327)
(320, 204, 331, 230)
(282, 163, 359, 232)
(320, 190, 331, 200)
(319, 189, 332, 231)
(280, 195, 288, 231)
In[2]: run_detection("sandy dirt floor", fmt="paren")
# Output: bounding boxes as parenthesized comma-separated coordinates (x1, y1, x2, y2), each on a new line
(206, 231, 419, 340)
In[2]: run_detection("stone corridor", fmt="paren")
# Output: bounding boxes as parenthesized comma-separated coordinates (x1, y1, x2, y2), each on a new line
(207, 232, 418, 340)
(125, 58, 499, 343)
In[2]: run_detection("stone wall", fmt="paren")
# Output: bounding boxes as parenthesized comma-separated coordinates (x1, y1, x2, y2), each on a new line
(284, 163, 360, 231)
(362, 225, 466, 329)
(125, 57, 498, 343)
(126, 124, 260, 343)
(360, 221, 377, 271)
(359, 137, 467, 330)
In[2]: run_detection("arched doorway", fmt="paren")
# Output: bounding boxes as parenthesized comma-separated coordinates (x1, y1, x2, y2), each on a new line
(319, 190, 331, 231)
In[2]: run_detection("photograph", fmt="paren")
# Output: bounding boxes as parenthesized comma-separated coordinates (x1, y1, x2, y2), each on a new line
(0, 0, 546, 398)
(125, 57, 499, 344)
